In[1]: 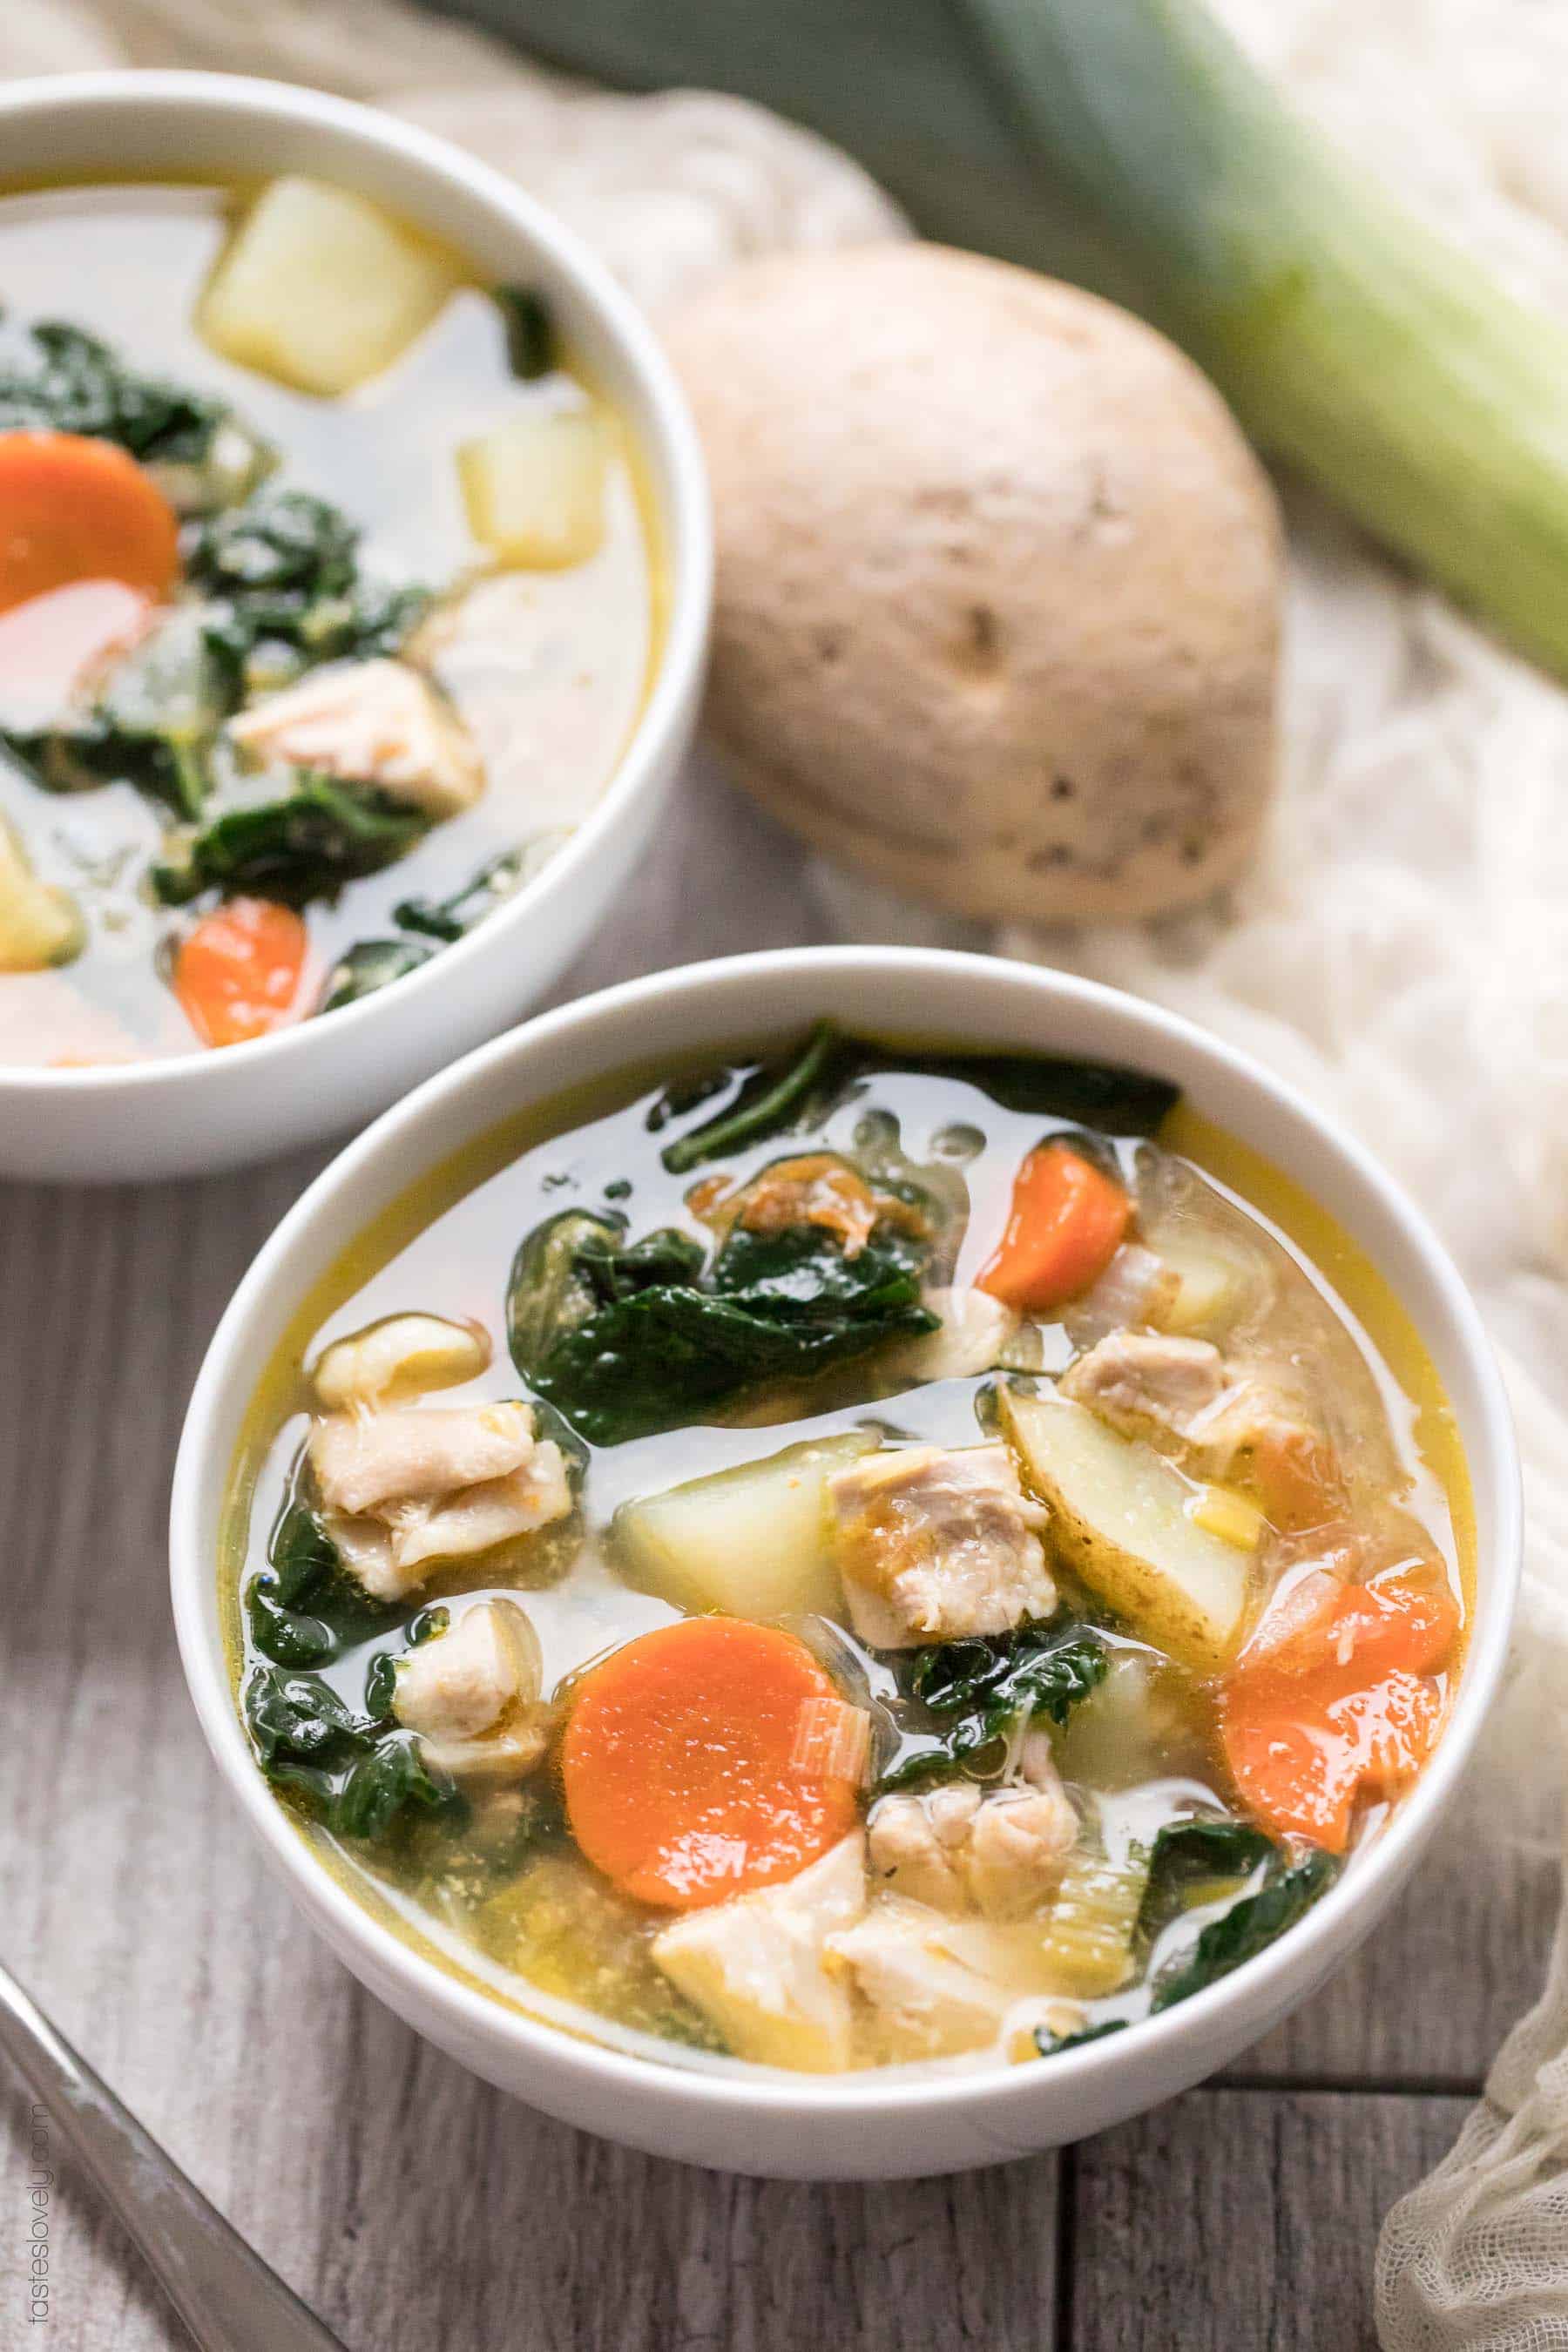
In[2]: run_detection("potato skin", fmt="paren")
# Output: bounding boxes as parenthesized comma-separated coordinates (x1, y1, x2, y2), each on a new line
(665, 244, 1282, 922)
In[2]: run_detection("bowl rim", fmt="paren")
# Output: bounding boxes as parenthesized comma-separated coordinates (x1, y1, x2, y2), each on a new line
(170, 946, 1523, 2122)
(0, 67, 712, 1097)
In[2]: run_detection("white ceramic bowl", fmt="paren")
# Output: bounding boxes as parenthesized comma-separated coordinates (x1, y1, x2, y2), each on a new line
(0, 71, 710, 1183)
(170, 948, 1520, 2179)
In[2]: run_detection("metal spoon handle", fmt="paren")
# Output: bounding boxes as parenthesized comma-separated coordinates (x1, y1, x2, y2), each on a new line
(0, 1957, 348, 2352)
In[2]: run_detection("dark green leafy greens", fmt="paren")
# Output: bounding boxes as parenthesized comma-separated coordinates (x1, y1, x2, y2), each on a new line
(1146, 1817, 1276, 1888)
(494, 285, 555, 380)
(510, 1205, 937, 1446)
(244, 1483, 397, 1669)
(1033, 2017, 1129, 2058)
(152, 774, 429, 907)
(320, 936, 434, 1012)
(651, 1024, 1182, 1179)
(907, 1051, 1179, 1138)
(187, 488, 429, 687)
(659, 1019, 843, 1174)
(242, 1484, 463, 1843)
(0, 321, 271, 497)
(875, 1619, 1109, 1794)
(5, 609, 238, 819)
(1151, 1850, 1339, 2012)
(333, 1731, 455, 1842)
(394, 848, 526, 942)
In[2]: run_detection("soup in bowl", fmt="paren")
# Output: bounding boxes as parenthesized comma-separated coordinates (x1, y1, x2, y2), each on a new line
(171, 950, 1518, 2177)
(0, 74, 707, 1178)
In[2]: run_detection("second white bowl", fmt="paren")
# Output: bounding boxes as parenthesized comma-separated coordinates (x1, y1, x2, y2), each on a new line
(0, 71, 710, 1182)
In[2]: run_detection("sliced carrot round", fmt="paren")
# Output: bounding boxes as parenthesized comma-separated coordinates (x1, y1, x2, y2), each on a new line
(172, 899, 311, 1049)
(0, 431, 180, 614)
(560, 1617, 861, 1910)
(977, 1140, 1130, 1313)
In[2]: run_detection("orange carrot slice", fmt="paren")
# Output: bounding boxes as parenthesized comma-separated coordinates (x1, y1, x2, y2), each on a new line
(560, 1617, 862, 1910)
(0, 432, 180, 613)
(977, 1141, 1131, 1312)
(1220, 1570, 1459, 1848)
(172, 899, 311, 1049)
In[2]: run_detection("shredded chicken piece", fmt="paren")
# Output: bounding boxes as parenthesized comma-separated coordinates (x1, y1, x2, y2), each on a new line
(693, 1152, 929, 1260)
(828, 1443, 1055, 1648)
(388, 1446, 571, 1573)
(311, 1400, 571, 1599)
(309, 1399, 534, 1518)
(868, 1747, 1078, 1922)
(228, 658, 483, 816)
(824, 1898, 1017, 2061)
(652, 1834, 866, 2072)
(1061, 1330, 1228, 1446)
(393, 1598, 550, 1782)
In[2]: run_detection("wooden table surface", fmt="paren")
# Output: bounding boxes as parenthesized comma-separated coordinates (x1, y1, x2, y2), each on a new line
(1, 760, 1551, 2351)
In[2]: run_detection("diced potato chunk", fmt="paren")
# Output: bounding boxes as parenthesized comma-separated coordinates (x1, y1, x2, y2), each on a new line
(200, 176, 463, 395)
(613, 1430, 876, 1622)
(1149, 1229, 1270, 1339)
(652, 1833, 865, 2072)
(458, 406, 611, 569)
(0, 820, 81, 972)
(1001, 1387, 1250, 1673)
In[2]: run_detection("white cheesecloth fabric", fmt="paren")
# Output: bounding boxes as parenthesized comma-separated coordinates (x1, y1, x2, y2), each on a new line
(5, 1, 1568, 2339)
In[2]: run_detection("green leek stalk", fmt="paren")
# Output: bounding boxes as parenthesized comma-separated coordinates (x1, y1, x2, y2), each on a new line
(450, 0, 1568, 675)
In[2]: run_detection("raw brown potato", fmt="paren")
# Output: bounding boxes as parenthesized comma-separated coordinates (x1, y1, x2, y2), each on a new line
(665, 245, 1281, 922)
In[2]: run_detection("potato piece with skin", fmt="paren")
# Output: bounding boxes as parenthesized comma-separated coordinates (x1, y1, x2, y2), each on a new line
(652, 1832, 866, 2073)
(200, 177, 464, 395)
(310, 1313, 491, 1410)
(458, 406, 610, 569)
(1000, 1386, 1249, 1673)
(665, 244, 1280, 924)
(613, 1430, 876, 1622)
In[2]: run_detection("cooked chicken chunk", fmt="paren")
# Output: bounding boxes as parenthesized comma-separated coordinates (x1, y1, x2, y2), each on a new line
(311, 1313, 490, 1409)
(652, 1834, 866, 2073)
(868, 1747, 1078, 1922)
(828, 1443, 1055, 1649)
(311, 1400, 571, 1599)
(393, 1598, 549, 1781)
(389, 1447, 572, 1574)
(823, 1899, 1017, 2061)
(310, 1400, 534, 1518)
(1061, 1330, 1228, 1447)
(227, 658, 483, 817)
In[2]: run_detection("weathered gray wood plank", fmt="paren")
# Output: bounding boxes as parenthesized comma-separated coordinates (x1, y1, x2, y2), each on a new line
(1066, 2090, 1470, 2352)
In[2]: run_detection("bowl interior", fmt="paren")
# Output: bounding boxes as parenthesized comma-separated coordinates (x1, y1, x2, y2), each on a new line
(170, 947, 1520, 2138)
(0, 72, 710, 1128)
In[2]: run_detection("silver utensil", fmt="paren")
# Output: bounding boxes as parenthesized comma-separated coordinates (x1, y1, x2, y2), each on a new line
(1, 1957, 350, 2351)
